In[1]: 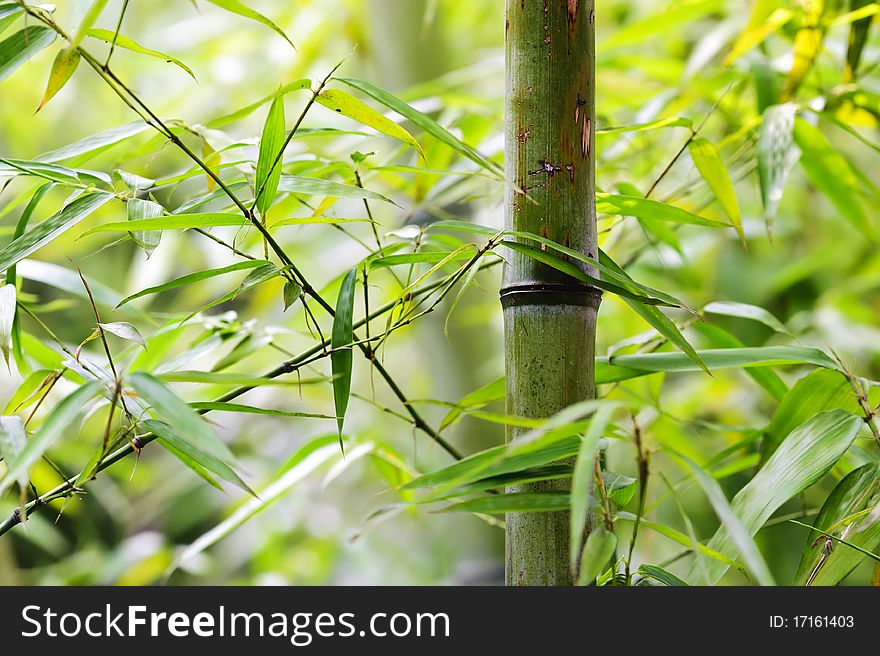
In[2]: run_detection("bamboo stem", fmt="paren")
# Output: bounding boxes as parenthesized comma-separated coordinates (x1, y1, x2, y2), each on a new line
(503, 0, 599, 586)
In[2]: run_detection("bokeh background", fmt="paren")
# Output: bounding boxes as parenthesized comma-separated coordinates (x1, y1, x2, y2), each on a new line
(0, 0, 878, 585)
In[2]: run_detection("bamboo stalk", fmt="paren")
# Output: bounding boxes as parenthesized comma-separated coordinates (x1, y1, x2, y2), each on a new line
(503, 0, 599, 586)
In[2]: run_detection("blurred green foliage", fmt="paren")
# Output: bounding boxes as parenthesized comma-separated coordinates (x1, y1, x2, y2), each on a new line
(0, 0, 878, 586)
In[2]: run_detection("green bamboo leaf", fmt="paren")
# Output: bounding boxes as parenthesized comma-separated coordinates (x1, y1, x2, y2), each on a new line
(596, 193, 730, 228)
(794, 463, 880, 585)
(685, 409, 862, 584)
(126, 198, 163, 258)
(439, 376, 505, 431)
(0, 283, 13, 367)
(278, 175, 395, 205)
(158, 370, 322, 387)
(505, 230, 690, 310)
(444, 491, 570, 514)
(72, 0, 108, 47)
(37, 47, 80, 111)
(335, 77, 503, 178)
(757, 103, 798, 232)
(597, 346, 839, 384)
(0, 26, 56, 83)
(154, 434, 223, 491)
(81, 212, 245, 236)
(0, 415, 26, 489)
(3, 369, 54, 414)
(205, 0, 294, 48)
(171, 435, 342, 572)
(0, 158, 110, 186)
(688, 138, 744, 242)
(616, 512, 745, 572)
(0, 192, 113, 273)
(692, 323, 788, 402)
(129, 373, 250, 492)
(703, 300, 790, 335)
(318, 88, 423, 158)
(793, 117, 873, 239)
(331, 268, 357, 446)
(502, 241, 669, 307)
(369, 251, 473, 269)
(0, 381, 102, 496)
(87, 28, 196, 79)
(598, 251, 707, 374)
(578, 526, 617, 585)
(282, 280, 302, 311)
(845, 0, 875, 79)
(596, 117, 693, 135)
(98, 321, 145, 349)
(570, 406, 614, 575)
(189, 402, 332, 419)
(637, 564, 689, 586)
(725, 6, 794, 64)
(760, 369, 857, 462)
(38, 120, 150, 162)
(0, 4, 24, 38)
(407, 436, 583, 495)
(675, 451, 776, 586)
(207, 79, 310, 128)
(117, 260, 270, 307)
(129, 372, 234, 463)
(142, 419, 250, 494)
(254, 95, 285, 217)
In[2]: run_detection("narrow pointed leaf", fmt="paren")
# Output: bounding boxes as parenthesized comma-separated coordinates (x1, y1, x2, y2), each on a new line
(760, 369, 857, 462)
(597, 346, 840, 384)
(98, 322, 145, 349)
(598, 251, 707, 373)
(675, 451, 776, 586)
(117, 260, 271, 307)
(282, 280, 301, 311)
(688, 137, 744, 242)
(0, 381, 102, 495)
(37, 47, 80, 111)
(0, 192, 113, 273)
(637, 564, 689, 586)
(795, 463, 880, 585)
(703, 301, 789, 335)
(87, 28, 195, 79)
(757, 103, 798, 230)
(128, 372, 237, 467)
(570, 406, 614, 574)
(793, 117, 872, 239)
(38, 120, 150, 162)
(685, 410, 862, 584)
(81, 212, 245, 236)
(331, 268, 357, 444)
(336, 77, 503, 178)
(207, 79, 310, 128)
(126, 198, 163, 257)
(255, 96, 285, 216)
(0, 26, 56, 83)
(205, 0, 294, 48)
(318, 88, 423, 158)
(578, 527, 617, 585)
(142, 419, 250, 494)
(596, 193, 729, 228)
(0, 4, 24, 38)
(278, 175, 395, 205)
